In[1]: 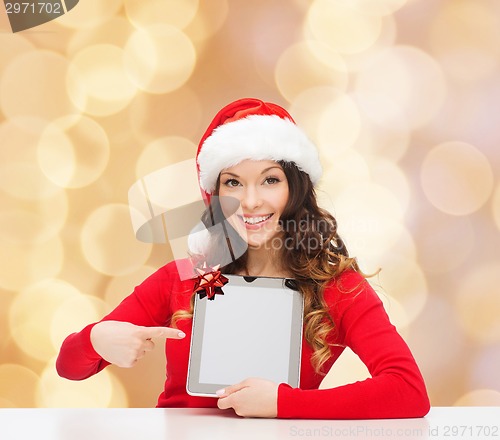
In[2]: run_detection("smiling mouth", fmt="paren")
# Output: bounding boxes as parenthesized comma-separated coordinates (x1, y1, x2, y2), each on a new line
(239, 214, 273, 225)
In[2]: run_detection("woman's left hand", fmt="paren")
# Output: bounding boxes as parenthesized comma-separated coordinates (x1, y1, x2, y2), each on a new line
(216, 378, 279, 418)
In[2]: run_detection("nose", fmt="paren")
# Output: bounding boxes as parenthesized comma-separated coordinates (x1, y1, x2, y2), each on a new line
(240, 186, 263, 211)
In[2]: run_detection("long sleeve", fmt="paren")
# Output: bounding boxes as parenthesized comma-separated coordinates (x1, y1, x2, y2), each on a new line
(56, 262, 177, 381)
(277, 270, 430, 419)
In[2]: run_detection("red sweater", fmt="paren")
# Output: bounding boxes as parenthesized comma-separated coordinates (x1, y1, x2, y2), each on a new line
(56, 260, 430, 419)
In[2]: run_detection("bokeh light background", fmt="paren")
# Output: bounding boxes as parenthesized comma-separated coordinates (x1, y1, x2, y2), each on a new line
(1, 0, 500, 408)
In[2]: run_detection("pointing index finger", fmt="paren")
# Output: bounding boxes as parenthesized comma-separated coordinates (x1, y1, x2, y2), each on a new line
(139, 326, 186, 340)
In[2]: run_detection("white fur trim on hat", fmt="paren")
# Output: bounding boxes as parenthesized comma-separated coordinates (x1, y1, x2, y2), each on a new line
(197, 114, 322, 194)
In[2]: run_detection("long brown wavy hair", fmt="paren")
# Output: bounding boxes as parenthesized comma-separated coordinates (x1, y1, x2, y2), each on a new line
(172, 160, 362, 374)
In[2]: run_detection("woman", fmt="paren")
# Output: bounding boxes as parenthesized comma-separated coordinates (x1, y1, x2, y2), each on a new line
(56, 98, 430, 419)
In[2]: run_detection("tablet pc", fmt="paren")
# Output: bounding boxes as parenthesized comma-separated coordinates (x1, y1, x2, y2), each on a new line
(186, 275, 303, 397)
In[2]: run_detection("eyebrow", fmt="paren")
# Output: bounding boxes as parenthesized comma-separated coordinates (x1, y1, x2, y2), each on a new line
(220, 166, 283, 178)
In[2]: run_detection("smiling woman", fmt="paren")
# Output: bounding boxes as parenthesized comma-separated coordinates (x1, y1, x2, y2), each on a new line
(218, 160, 289, 252)
(56, 98, 429, 419)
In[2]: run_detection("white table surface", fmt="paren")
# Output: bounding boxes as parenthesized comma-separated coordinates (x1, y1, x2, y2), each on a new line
(0, 407, 498, 440)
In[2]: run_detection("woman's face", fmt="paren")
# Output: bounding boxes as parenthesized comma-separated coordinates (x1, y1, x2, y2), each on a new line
(218, 160, 289, 250)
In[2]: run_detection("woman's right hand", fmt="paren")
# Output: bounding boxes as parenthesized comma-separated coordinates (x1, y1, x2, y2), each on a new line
(90, 321, 185, 368)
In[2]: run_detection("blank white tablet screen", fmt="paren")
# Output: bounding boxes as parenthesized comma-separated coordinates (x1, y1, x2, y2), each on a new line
(198, 284, 293, 385)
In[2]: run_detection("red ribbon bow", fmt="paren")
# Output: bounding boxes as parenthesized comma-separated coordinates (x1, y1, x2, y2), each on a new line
(193, 263, 228, 300)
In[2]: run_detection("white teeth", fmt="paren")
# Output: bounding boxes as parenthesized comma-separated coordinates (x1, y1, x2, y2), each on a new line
(243, 214, 272, 225)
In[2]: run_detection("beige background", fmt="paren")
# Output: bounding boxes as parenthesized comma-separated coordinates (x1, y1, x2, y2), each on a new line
(1, 0, 499, 408)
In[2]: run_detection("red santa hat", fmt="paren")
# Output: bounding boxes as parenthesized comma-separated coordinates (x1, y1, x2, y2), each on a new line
(196, 98, 322, 204)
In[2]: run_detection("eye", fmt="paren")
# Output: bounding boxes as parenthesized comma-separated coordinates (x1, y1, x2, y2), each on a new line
(264, 177, 280, 185)
(223, 178, 241, 188)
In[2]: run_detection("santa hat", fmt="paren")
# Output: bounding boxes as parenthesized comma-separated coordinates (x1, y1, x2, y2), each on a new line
(196, 98, 322, 204)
